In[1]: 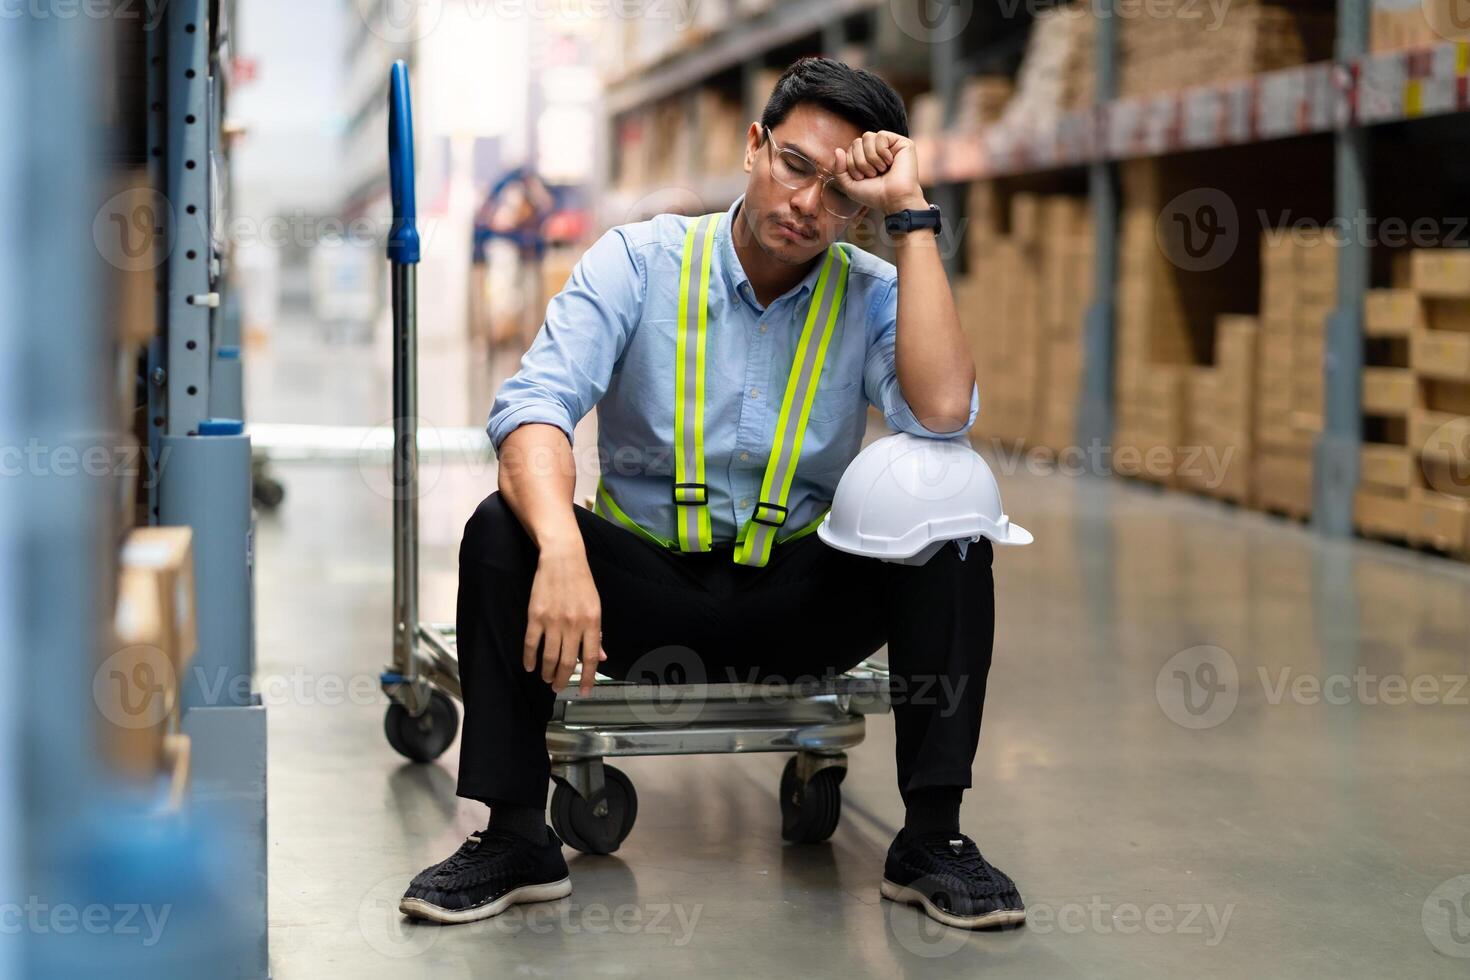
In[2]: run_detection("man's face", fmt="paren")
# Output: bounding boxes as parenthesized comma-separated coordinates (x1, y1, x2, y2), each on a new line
(740, 103, 866, 265)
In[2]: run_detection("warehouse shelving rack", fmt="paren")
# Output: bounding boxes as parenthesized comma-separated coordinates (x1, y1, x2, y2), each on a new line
(598, 0, 1466, 540)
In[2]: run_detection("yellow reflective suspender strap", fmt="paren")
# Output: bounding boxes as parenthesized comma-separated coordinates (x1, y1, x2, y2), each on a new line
(594, 477, 674, 549)
(673, 213, 718, 552)
(733, 245, 850, 568)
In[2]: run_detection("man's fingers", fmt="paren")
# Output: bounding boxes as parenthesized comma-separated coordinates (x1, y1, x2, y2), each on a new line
(523, 622, 544, 672)
(579, 629, 601, 696)
(861, 131, 885, 171)
(553, 633, 580, 692)
(849, 139, 876, 178)
(540, 628, 562, 684)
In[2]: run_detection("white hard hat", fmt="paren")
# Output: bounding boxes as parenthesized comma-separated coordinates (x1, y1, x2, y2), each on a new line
(817, 432, 1033, 565)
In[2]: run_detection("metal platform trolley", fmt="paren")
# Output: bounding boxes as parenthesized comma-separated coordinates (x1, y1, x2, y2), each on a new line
(376, 61, 893, 855)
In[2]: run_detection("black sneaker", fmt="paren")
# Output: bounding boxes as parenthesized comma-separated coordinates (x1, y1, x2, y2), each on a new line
(880, 829, 1025, 929)
(399, 825, 571, 924)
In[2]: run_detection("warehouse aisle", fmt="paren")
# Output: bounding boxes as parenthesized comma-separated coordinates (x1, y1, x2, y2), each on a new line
(253, 326, 1470, 979)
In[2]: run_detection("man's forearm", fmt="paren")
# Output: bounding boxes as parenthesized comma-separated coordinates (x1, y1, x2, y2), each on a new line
(892, 205, 976, 432)
(495, 423, 583, 554)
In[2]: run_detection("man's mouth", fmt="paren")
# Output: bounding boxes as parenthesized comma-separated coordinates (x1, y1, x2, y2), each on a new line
(774, 219, 815, 242)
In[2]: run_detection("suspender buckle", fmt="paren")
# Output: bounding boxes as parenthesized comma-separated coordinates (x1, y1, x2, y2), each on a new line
(751, 500, 788, 527)
(673, 482, 709, 506)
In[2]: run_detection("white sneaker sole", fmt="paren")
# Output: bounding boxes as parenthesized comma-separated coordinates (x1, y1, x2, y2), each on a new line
(880, 879, 1026, 930)
(399, 876, 572, 925)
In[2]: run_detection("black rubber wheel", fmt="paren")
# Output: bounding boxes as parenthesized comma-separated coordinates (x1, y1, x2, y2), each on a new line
(253, 475, 285, 511)
(780, 756, 844, 843)
(550, 766, 638, 855)
(383, 689, 460, 763)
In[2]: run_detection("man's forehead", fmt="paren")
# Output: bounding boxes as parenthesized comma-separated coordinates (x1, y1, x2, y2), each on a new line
(768, 108, 862, 161)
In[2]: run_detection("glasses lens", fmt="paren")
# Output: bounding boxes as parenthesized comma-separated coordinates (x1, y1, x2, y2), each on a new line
(771, 148, 816, 190)
(822, 183, 862, 219)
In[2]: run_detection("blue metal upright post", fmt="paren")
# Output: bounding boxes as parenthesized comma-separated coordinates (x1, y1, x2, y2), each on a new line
(1078, 0, 1119, 456)
(1315, 0, 1371, 533)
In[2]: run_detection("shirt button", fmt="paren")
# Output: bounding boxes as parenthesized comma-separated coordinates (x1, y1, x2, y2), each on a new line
(749, 388, 759, 399)
(740, 498, 750, 508)
(739, 451, 749, 462)
(758, 323, 768, 333)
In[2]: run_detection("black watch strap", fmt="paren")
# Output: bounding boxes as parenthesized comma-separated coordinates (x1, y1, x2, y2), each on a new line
(884, 204, 942, 236)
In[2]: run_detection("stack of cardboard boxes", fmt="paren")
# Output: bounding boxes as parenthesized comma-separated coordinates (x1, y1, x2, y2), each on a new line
(957, 184, 1093, 452)
(1253, 229, 1337, 516)
(1182, 316, 1259, 501)
(1115, 0, 1335, 98)
(1404, 251, 1470, 556)
(1355, 284, 1419, 538)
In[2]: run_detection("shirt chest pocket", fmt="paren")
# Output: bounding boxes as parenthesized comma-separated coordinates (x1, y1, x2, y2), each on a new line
(807, 378, 864, 424)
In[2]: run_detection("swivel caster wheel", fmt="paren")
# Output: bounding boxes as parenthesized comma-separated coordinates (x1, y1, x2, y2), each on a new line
(780, 755, 845, 844)
(551, 765, 638, 855)
(383, 688, 459, 762)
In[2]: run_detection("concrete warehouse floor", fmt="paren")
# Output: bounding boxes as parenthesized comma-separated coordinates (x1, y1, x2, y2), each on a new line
(254, 319, 1470, 978)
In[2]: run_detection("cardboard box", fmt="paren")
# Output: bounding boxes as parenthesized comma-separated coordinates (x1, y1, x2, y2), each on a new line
(1354, 489, 1411, 539)
(105, 567, 174, 779)
(1411, 329, 1470, 382)
(1410, 250, 1470, 298)
(1364, 289, 1423, 336)
(1255, 451, 1314, 517)
(1359, 442, 1414, 490)
(1361, 367, 1416, 416)
(1421, 454, 1470, 499)
(1009, 194, 1041, 243)
(1410, 409, 1470, 464)
(1408, 487, 1470, 554)
(119, 527, 198, 676)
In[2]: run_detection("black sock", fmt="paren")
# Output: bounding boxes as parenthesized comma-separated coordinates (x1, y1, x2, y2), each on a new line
(903, 787, 963, 837)
(487, 803, 547, 844)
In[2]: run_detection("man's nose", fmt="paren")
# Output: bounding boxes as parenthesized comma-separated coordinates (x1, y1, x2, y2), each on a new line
(791, 180, 822, 218)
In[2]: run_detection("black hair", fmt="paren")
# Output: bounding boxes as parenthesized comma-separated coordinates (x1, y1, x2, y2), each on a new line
(759, 57, 908, 139)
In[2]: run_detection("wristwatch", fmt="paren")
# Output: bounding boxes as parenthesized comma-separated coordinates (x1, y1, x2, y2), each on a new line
(884, 204, 942, 237)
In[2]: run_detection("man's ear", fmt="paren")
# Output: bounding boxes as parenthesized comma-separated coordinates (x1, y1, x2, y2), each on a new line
(742, 122, 762, 174)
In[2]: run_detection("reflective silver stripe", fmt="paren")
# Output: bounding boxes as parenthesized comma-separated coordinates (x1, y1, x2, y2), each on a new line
(676, 214, 713, 551)
(740, 247, 848, 563)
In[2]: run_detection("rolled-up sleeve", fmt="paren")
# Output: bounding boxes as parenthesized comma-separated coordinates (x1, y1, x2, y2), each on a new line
(861, 277, 980, 438)
(486, 227, 644, 453)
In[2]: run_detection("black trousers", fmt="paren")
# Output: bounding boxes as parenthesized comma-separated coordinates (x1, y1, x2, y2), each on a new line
(454, 491, 996, 811)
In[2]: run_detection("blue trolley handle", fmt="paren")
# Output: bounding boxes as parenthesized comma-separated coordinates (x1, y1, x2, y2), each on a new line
(388, 60, 421, 266)
(388, 60, 425, 708)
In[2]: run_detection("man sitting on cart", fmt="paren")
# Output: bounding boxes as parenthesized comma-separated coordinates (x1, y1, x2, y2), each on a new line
(400, 56, 1025, 933)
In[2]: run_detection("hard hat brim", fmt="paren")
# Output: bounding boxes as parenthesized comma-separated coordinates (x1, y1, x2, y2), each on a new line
(992, 522, 1033, 546)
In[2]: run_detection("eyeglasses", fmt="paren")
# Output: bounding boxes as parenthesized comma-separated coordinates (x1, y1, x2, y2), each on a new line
(761, 126, 863, 220)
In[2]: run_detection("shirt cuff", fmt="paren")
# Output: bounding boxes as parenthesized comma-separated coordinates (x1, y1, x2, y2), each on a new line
(885, 382, 980, 438)
(486, 402, 576, 457)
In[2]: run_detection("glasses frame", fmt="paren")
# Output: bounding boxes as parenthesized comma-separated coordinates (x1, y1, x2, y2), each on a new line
(760, 126, 864, 220)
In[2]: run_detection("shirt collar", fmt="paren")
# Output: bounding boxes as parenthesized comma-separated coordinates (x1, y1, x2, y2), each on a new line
(718, 193, 831, 312)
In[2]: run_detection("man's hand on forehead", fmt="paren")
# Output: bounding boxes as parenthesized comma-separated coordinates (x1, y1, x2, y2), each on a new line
(832, 131, 925, 215)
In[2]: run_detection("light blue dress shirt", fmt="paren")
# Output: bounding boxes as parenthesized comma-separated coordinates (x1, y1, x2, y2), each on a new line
(487, 193, 981, 546)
